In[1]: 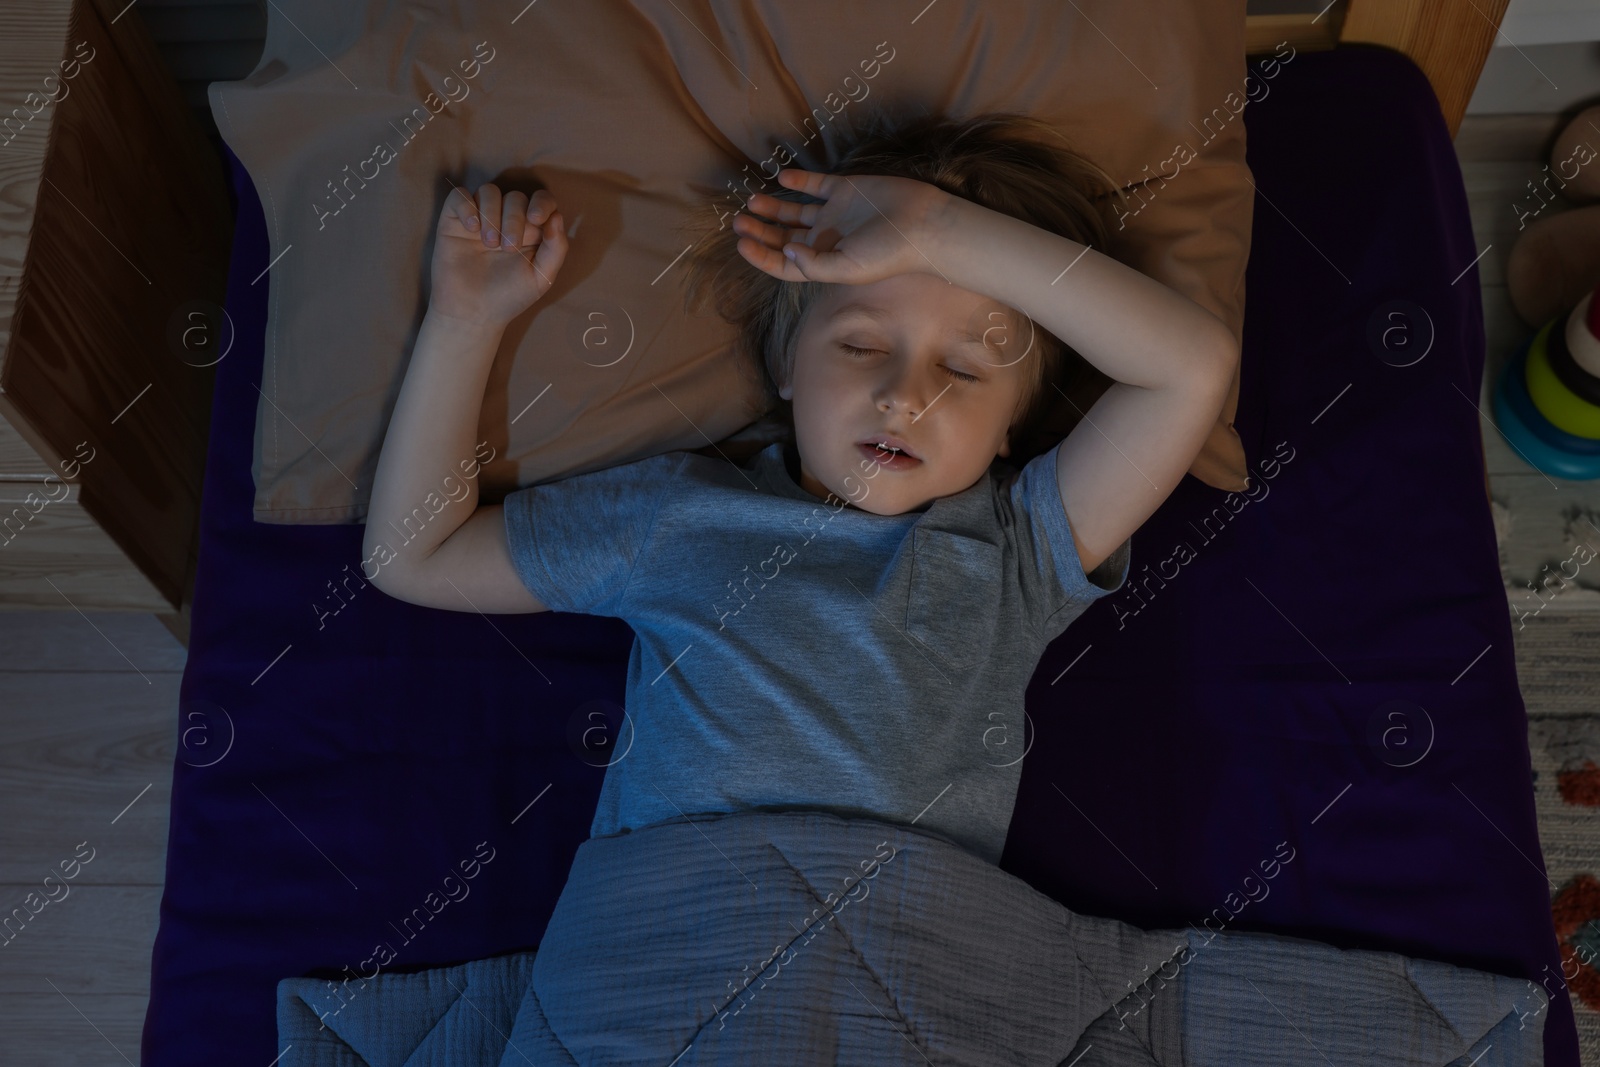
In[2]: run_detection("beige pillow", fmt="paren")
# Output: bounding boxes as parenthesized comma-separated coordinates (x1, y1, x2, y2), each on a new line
(211, 0, 1253, 523)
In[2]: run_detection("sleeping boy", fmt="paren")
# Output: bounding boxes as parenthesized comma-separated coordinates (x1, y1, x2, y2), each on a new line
(361, 110, 1238, 866)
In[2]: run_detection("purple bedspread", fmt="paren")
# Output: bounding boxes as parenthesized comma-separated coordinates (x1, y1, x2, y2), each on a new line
(144, 43, 1578, 1064)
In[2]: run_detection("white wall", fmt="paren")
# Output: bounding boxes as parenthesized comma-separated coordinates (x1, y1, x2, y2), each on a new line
(1498, 0, 1600, 48)
(1467, 41, 1600, 114)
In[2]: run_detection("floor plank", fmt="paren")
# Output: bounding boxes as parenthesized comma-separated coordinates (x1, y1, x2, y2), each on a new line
(0, 611, 187, 673)
(0, 994, 151, 1065)
(0, 886, 161, 995)
(0, 672, 175, 885)
(0, 648, 174, 1062)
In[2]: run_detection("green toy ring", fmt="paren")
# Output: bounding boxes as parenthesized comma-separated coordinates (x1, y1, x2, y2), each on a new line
(1526, 316, 1600, 440)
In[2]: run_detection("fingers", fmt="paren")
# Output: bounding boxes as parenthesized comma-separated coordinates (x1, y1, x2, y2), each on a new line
(781, 241, 830, 281)
(527, 189, 556, 225)
(529, 208, 568, 288)
(446, 185, 481, 232)
(745, 191, 816, 227)
(731, 212, 808, 256)
(444, 182, 566, 253)
(776, 168, 829, 198)
(733, 228, 854, 286)
(476, 183, 504, 247)
(499, 190, 528, 250)
(520, 189, 556, 249)
(734, 233, 808, 283)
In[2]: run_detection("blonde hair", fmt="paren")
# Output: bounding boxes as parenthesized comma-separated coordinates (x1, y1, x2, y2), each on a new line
(677, 109, 1128, 457)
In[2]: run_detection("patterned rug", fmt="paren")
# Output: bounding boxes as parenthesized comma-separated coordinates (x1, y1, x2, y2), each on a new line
(1512, 593, 1600, 1060)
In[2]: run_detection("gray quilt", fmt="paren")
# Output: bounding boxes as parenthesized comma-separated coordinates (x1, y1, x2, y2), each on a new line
(277, 810, 1548, 1065)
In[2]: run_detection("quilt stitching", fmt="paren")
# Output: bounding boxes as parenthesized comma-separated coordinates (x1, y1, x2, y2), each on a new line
(664, 840, 830, 1063)
(764, 838, 936, 1060)
(666, 838, 859, 1059)
(524, 976, 582, 1067)
(1057, 911, 1165, 1066)
(399, 983, 466, 1067)
(1398, 958, 1496, 1050)
(292, 991, 377, 1066)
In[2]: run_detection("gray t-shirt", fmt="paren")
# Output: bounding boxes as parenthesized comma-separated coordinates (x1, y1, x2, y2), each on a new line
(502, 439, 1131, 865)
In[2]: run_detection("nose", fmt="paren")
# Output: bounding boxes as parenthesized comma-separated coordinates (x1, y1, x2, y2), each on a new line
(873, 354, 937, 419)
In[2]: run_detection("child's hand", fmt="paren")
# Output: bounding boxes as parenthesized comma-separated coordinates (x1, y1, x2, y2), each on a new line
(732, 169, 952, 286)
(429, 182, 568, 327)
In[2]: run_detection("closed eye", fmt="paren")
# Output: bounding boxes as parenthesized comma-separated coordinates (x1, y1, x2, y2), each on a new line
(838, 343, 979, 383)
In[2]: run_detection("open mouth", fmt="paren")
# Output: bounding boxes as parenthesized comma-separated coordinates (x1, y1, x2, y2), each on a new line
(857, 441, 921, 469)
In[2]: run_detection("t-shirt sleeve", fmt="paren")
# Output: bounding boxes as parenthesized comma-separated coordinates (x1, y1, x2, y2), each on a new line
(501, 451, 687, 617)
(1003, 440, 1132, 643)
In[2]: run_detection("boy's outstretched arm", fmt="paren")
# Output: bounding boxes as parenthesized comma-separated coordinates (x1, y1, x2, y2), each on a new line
(362, 181, 568, 613)
(928, 196, 1239, 576)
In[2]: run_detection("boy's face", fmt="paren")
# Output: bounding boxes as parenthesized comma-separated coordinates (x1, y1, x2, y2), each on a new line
(779, 272, 1034, 516)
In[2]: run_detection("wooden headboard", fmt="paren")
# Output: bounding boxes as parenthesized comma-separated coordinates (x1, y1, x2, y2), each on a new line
(1246, 0, 1511, 138)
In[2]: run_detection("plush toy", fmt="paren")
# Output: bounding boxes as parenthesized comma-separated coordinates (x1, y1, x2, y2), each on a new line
(1494, 105, 1600, 480)
(1506, 104, 1600, 328)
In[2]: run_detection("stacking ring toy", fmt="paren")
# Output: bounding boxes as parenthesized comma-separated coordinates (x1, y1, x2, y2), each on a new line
(1525, 290, 1600, 439)
(1493, 354, 1600, 479)
(1544, 301, 1600, 408)
(1501, 337, 1600, 455)
(1493, 284, 1600, 480)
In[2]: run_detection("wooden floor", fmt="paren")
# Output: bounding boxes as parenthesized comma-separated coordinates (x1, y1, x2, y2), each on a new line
(2, 113, 1597, 1062)
(0, 611, 181, 1064)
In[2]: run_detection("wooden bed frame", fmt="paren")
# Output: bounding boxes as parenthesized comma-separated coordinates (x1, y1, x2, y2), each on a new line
(0, 0, 1510, 648)
(1249, 0, 1511, 138)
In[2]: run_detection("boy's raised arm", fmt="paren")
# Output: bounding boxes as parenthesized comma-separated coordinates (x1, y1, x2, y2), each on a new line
(362, 181, 568, 612)
(926, 192, 1238, 577)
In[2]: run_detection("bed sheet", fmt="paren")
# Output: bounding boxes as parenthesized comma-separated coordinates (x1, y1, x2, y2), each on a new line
(143, 42, 1578, 1065)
